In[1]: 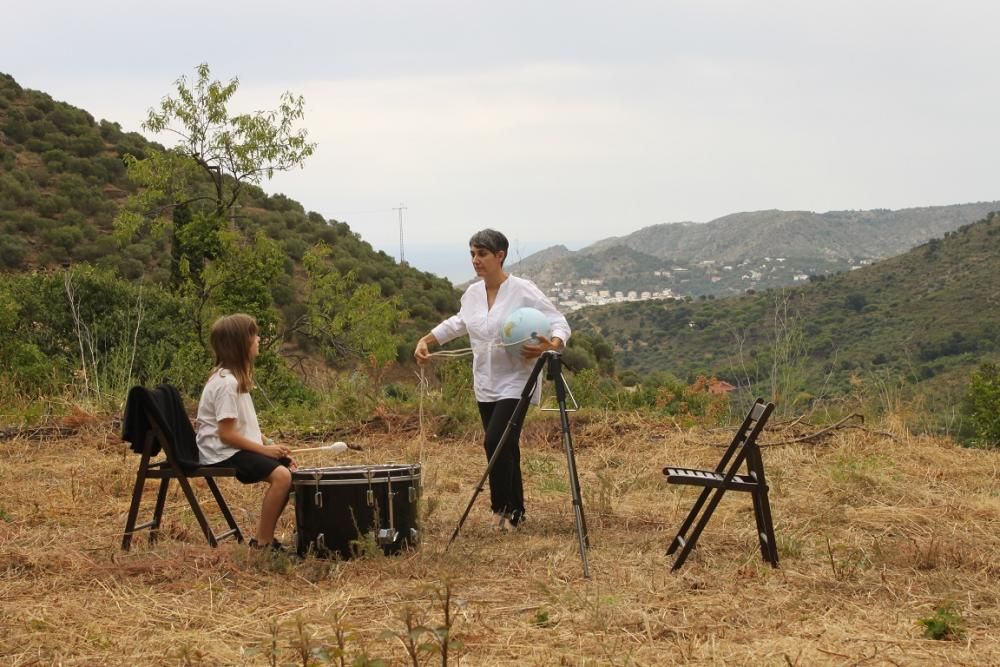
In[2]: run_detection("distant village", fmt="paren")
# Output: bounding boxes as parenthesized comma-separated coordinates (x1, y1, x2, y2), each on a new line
(543, 256, 878, 311)
(547, 277, 679, 311)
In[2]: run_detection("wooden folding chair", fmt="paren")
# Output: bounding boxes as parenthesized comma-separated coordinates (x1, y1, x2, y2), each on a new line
(663, 398, 777, 570)
(121, 385, 243, 550)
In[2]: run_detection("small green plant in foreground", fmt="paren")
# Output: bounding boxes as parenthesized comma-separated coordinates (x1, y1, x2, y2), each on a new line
(918, 603, 965, 640)
(531, 609, 556, 628)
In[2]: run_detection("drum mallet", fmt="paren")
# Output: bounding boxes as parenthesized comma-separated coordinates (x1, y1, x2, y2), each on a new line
(289, 441, 351, 455)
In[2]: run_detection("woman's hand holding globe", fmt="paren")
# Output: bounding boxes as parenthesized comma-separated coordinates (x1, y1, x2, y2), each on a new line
(519, 334, 558, 359)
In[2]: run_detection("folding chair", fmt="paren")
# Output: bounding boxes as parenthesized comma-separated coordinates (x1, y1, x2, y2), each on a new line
(663, 398, 777, 570)
(121, 385, 243, 550)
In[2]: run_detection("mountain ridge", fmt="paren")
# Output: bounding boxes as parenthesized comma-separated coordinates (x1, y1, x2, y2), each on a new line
(509, 203, 1000, 298)
(567, 211, 1000, 409)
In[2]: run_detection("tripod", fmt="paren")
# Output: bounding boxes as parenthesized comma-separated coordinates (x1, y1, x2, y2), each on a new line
(447, 351, 591, 577)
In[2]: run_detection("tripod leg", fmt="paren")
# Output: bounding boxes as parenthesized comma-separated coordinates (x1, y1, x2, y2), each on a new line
(447, 355, 547, 549)
(562, 415, 590, 577)
(562, 426, 589, 548)
(552, 362, 591, 578)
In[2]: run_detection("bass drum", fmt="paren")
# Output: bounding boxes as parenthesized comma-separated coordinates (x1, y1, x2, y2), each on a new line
(292, 464, 421, 559)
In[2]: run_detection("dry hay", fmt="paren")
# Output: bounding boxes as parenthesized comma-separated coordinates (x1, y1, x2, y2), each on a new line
(1, 411, 999, 666)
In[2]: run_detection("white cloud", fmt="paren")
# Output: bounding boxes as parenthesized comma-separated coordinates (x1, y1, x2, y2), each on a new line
(4, 0, 999, 281)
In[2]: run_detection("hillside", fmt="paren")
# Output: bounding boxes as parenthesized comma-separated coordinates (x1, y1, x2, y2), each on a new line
(510, 203, 1000, 299)
(0, 72, 458, 346)
(569, 212, 1000, 406)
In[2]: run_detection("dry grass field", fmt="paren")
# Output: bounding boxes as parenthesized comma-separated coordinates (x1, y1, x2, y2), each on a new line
(2, 410, 998, 665)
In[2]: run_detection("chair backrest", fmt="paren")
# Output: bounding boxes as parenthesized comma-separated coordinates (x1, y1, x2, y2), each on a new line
(122, 384, 201, 468)
(714, 399, 774, 478)
(741, 400, 773, 483)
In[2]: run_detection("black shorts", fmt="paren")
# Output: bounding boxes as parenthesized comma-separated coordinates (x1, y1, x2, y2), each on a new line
(211, 450, 291, 484)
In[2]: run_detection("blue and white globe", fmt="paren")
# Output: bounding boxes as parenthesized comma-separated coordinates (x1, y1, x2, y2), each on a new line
(499, 307, 552, 356)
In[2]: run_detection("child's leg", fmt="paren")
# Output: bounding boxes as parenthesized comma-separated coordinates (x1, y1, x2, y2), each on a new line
(256, 465, 292, 544)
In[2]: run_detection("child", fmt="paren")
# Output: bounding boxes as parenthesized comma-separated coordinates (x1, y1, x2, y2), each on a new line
(195, 313, 295, 551)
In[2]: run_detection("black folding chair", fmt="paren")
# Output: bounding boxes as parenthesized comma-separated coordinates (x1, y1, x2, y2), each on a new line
(663, 398, 777, 570)
(121, 385, 243, 550)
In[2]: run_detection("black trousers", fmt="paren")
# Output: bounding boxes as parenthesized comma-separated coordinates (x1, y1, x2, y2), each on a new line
(478, 399, 525, 524)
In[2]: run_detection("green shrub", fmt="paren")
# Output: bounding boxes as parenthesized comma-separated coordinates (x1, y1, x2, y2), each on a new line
(31, 118, 59, 139)
(2, 108, 31, 142)
(67, 133, 105, 158)
(960, 362, 1000, 448)
(0, 268, 202, 401)
(0, 237, 26, 269)
(0, 149, 15, 170)
(74, 235, 118, 262)
(42, 225, 84, 252)
(562, 345, 596, 372)
(36, 194, 69, 217)
(0, 172, 38, 208)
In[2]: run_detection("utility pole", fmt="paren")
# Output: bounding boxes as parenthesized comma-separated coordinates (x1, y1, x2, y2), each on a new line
(392, 203, 408, 265)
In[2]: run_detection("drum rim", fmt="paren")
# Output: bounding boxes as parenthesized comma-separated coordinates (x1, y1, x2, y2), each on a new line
(292, 464, 421, 485)
(294, 464, 421, 473)
(292, 476, 420, 486)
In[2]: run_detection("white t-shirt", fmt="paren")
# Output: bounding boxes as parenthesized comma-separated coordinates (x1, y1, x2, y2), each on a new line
(431, 275, 571, 404)
(195, 368, 263, 465)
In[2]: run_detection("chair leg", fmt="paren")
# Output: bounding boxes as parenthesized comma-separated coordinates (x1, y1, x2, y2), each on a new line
(121, 458, 151, 551)
(751, 491, 770, 561)
(667, 487, 712, 555)
(672, 486, 729, 570)
(205, 477, 243, 543)
(757, 490, 779, 567)
(150, 477, 171, 545)
(174, 474, 219, 547)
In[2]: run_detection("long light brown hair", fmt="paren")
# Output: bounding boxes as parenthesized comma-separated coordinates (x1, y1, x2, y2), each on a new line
(208, 313, 257, 393)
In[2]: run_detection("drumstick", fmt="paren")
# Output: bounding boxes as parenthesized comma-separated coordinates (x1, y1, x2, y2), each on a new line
(290, 441, 350, 455)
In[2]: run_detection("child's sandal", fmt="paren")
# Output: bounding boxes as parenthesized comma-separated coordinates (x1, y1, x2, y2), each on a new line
(248, 538, 286, 553)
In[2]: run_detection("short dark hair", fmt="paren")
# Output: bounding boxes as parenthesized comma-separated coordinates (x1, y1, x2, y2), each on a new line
(469, 229, 509, 264)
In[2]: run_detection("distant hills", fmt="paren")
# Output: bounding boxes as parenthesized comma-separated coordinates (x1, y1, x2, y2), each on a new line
(568, 211, 1000, 407)
(0, 72, 458, 350)
(4, 70, 996, 405)
(509, 204, 1000, 298)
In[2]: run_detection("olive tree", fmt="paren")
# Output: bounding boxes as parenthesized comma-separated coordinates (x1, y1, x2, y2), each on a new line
(114, 64, 401, 396)
(114, 63, 315, 343)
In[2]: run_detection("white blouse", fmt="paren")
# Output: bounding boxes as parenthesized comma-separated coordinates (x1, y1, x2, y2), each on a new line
(195, 369, 263, 464)
(431, 275, 571, 403)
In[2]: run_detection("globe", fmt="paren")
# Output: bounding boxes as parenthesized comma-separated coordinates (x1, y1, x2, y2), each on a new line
(499, 307, 552, 355)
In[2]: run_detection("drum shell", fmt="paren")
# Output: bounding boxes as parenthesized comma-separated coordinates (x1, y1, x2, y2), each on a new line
(292, 464, 421, 559)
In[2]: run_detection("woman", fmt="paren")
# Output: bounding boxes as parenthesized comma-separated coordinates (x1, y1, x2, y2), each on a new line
(414, 229, 570, 531)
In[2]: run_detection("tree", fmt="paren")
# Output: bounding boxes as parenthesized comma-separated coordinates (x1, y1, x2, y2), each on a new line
(114, 63, 316, 344)
(112, 64, 408, 399)
(116, 63, 314, 283)
(295, 245, 403, 366)
(845, 292, 867, 313)
(117, 63, 315, 235)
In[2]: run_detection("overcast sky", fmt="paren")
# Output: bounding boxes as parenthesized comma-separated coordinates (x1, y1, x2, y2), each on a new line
(5, 1, 999, 282)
